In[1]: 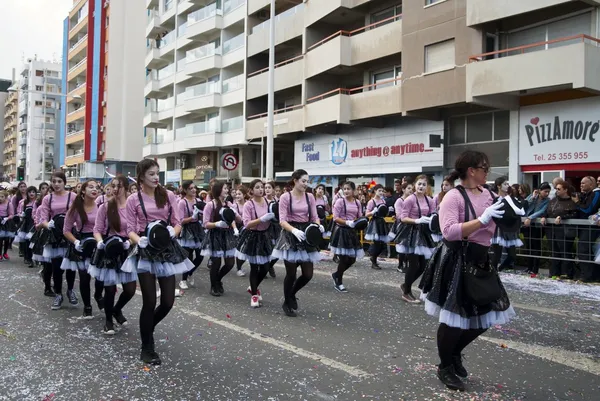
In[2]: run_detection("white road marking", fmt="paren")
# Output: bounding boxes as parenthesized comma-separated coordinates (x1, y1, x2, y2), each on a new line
(480, 336, 600, 376)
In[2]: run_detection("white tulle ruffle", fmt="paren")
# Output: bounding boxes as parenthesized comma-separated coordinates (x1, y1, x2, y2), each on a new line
(423, 298, 516, 330)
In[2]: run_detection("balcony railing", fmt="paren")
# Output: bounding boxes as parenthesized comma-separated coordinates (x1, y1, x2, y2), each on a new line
(68, 81, 86, 95)
(67, 128, 85, 137)
(157, 97, 174, 112)
(469, 34, 600, 62)
(223, 33, 244, 54)
(69, 34, 88, 51)
(178, 21, 188, 37)
(188, 3, 218, 24)
(157, 64, 175, 80)
(68, 58, 87, 73)
(306, 77, 402, 103)
(247, 55, 303, 78)
(158, 30, 176, 48)
(252, 3, 304, 35)
(221, 115, 243, 132)
(224, 0, 245, 14)
(183, 120, 219, 137)
(247, 104, 303, 120)
(307, 14, 402, 51)
(164, 0, 174, 12)
(67, 107, 85, 117)
(186, 81, 220, 98)
(222, 74, 243, 93)
(177, 57, 187, 72)
(187, 43, 220, 62)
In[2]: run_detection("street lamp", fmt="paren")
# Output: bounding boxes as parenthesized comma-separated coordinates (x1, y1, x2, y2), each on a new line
(8, 84, 82, 182)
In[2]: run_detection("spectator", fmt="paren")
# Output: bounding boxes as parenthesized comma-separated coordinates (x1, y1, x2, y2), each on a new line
(523, 182, 551, 275)
(549, 176, 565, 199)
(574, 176, 600, 282)
(402, 176, 414, 185)
(541, 182, 578, 279)
(394, 179, 402, 196)
(384, 187, 397, 210)
(518, 183, 531, 211)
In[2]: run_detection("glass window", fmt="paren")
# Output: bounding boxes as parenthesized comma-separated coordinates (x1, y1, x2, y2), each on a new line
(35, 70, 44, 77)
(448, 117, 465, 145)
(35, 85, 43, 91)
(494, 111, 510, 140)
(466, 113, 493, 143)
(372, 69, 394, 89)
(425, 39, 455, 73)
(425, 0, 443, 5)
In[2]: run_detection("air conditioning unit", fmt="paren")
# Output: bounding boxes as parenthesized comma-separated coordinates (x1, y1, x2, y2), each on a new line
(100, 126, 105, 132)
(101, 100, 106, 106)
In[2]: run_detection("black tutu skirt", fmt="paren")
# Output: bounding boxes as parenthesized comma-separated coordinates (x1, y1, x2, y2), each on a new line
(88, 237, 137, 286)
(43, 227, 69, 254)
(60, 233, 95, 271)
(490, 226, 523, 248)
(364, 217, 388, 242)
(387, 220, 403, 242)
(319, 218, 333, 238)
(272, 222, 321, 263)
(0, 219, 17, 238)
(15, 217, 35, 243)
(418, 241, 516, 330)
(121, 238, 193, 278)
(394, 223, 436, 259)
(329, 225, 364, 259)
(200, 228, 237, 258)
(267, 223, 282, 246)
(235, 229, 273, 264)
(30, 228, 50, 262)
(178, 222, 205, 249)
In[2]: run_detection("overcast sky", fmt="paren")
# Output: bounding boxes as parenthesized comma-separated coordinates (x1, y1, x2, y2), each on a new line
(0, 0, 72, 80)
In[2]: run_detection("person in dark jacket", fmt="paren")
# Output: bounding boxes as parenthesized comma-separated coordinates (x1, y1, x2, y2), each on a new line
(522, 182, 551, 275)
(541, 182, 578, 279)
(574, 176, 600, 282)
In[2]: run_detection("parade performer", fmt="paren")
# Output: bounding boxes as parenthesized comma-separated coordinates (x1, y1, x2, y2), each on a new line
(364, 184, 389, 270)
(177, 181, 205, 290)
(15, 186, 38, 267)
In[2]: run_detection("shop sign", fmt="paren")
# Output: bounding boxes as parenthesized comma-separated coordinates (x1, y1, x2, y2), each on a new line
(519, 97, 599, 165)
(182, 168, 196, 181)
(165, 170, 181, 183)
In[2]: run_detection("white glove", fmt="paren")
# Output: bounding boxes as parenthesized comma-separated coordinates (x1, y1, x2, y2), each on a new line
(167, 226, 176, 238)
(318, 225, 325, 233)
(389, 206, 395, 214)
(346, 220, 356, 228)
(233, 227, 240, 237)
(96, 240, 105, 250)
(325, 211, 330, 217)
(215, 221, 229, 229)
(415, 216, 432, 225)
(138, 236, 149, 248)
(123, 240, 131, 250)
(259, 213, 275, 223)
(478, 200, 505, 225)
(48, 220, 55, 229)
(1, 218, 7, 224)
(292, 228, 306, 242)
(20, 212, 25, 218)
(192, 208, 200, 220)
(74, 240, 83, 252)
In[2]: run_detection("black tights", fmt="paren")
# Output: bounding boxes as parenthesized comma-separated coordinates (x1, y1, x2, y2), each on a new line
(403, 254, 426, 293)
(104, 282, 136, 323)
(1, 238, 10, 254)
(370, 241, 385, 260)
(209, 257, 234, 288)
(335, 255, 356, 283)
(283, 261, 313, 301)
(52, 257, 75, 295)
(236, 258, 246, 271)
(398, 253, 407, 268)
(138, 272, 176, 346)
(437, 323, 487, 367)
(23, 241, 33, 262)
(182, 247, 203, 280)
(249, 263, 269, 295)
(42, 262, 53, 290)
(79, 270, 105, 308)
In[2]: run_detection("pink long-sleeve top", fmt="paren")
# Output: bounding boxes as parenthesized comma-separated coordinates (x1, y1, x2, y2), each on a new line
(39, 192, 73, 224)
(332, 198, 362, 221)
(18, 199, 37, 216)
(279, 192, 319, 224)
(63, 204, 98, 234)
(202, 200, 240, 226)
(243, 199, 270, 231)
(94, 202, 129, 237)
(401, 195, 432, 220)
(0, 201, 14, 218)
(126, 190, 181, 235)
(366, 197, 385, 213)
(179, 198, 199, 223)
(34, 202, 42, 225)
(315, 196, 330, 212)
(440, 187, 495, 247)
(393, 197, 404, 219)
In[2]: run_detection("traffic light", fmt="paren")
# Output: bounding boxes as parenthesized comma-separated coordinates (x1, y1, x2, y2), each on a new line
(17, 167, 24, 181)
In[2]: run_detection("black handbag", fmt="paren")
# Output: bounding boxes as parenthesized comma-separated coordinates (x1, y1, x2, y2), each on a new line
(456, 186, 502, 306)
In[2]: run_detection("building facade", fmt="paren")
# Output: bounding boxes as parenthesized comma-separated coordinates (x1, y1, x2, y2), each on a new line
(1, 79, 15, 179)
(16, 59, 62, 187)
(61, 0, 145, 185)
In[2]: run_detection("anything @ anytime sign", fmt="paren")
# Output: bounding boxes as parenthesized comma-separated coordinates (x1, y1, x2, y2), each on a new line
(519, 97, 599, 165)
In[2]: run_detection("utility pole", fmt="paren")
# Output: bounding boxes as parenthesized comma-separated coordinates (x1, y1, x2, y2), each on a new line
(265, 0, 275, 181)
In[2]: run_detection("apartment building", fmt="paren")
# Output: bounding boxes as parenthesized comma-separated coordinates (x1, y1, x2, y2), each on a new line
(2, 79, 15, 179)
(61, 0, 145, 185)
(15, 59, 63, 187)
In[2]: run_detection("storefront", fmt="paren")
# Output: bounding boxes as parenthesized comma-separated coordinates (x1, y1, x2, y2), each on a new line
(518, 96, 600, 189)
(293, 119, 445, 190)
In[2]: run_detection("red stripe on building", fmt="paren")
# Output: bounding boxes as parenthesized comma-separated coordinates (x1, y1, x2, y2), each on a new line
(521, 163, 600, 172)
(83, 0, 95, 161)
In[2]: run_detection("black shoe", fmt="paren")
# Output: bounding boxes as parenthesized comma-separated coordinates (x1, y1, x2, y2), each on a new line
(103, 320, 115, 336)
(95, 297, 105, 311)
(268, 265, 276, 278)
(331, 272, 340, 288)
(82, 306, 93, 319)
(437, 365, 465, 391)
(370, 258, 381, 270)
(282, 301, 297, 317)
(210, 286, 221, 297)
(113, 310, 128, 326)
(289, 296, 298, 311)
(140, 345, 162, 365)
(332, 255, 340, 264)
(44, 288, 56, 297)
(26, 260, 34, 268)
(452, 355, 468, 378)
(66, 289, 79, 305)
(217, 282, 224, 295)
(396, 264, 405, 273)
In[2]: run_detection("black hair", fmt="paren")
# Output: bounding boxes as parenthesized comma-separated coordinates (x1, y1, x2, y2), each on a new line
(287, 169, 308, 188)
(342, 181, 356, 191)
(447, 150, 490, 182)
(539, 182, 551, 191)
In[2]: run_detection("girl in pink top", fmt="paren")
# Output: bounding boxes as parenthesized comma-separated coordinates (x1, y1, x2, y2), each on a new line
(90, 175, 137, 336)
(15, 187, 38, 266)
(0, 190, 16, 259)
(264, 181, 280, 278)
(233, 185, 248, 276)
(177, 181, 205, 290)
(235, 179, 277, 308)
(122, 159, 193, 366)
(200, 182, 241, 297)
(272, 169, 323, 318)
(61, 180, 102, 319)
(364, 184, 388, 269)
(418, 150, 515, 392)
(315, 184, 331, 238)
(329, 181, 364, 292)
(395, 175, 436, 304)
(388, 182, 414, 272)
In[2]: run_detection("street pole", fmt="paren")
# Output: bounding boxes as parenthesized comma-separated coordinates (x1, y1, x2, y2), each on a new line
(41, 69, 47, 183)
(265, 0, 275, 181)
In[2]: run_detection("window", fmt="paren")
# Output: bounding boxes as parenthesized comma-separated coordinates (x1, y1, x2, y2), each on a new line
(46, 84, 57, 93)
(105, 40, 108, 52)
(35, 70, 44, 77)
(35, 101, 43, 107)
(275, 99, 297, 110)
(105, 15, 109, 27)
(448, 111, 509, 145)
(425, 0, 443, 5)
(35, 85, 43, 91)
(104, 66, 108, 78)
(424, 39, 455, 73)
(45, 116, 55, 124)
(370, 66, 402, 89)
(370, 4, 402, 25)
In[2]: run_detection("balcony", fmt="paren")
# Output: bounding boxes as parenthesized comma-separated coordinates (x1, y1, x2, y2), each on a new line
(143, 107, 161, 127)
(185, 44, 222, 76)
(186, 4, 223, 40)
(146, 0, 158, 8)
(68, 35, 88, 60)
(144, 72, 166, 98)
(65, 153, 85, 166)
(67, 58, 87, 81)
(223, 0, 246, 26)
(68, 82, 86, 100)
(248, 3, 304, 57)
(221, 75, 244, 106)
(160, 0, 177, 25)
(466, 35, 600, 103)
(146, 10, 162, 38)
(18, 122, 27, 132)
(247, 55, 303, 99)
(157, 30, 177, 59)
(66, 107, 86, 123)
(222, 34, 245, 67)
(185, 81, 221, 112)
(306, 15, 402, 78)
(246, 105, 304, 139)
(145, 47, 167, 70)
(157, 97, 175, 122)
(157, 64, 176, 90)
(66, 129, 85, 145)
(304, 0, 372, 27)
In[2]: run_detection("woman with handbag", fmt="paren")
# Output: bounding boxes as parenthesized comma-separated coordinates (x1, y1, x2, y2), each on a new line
(90, 175, 137, 335)
(364, 184, 389, 270)
(419, 150, 515, 392)
(123, 159, 193, 365)
(177, 181, 205, 290)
